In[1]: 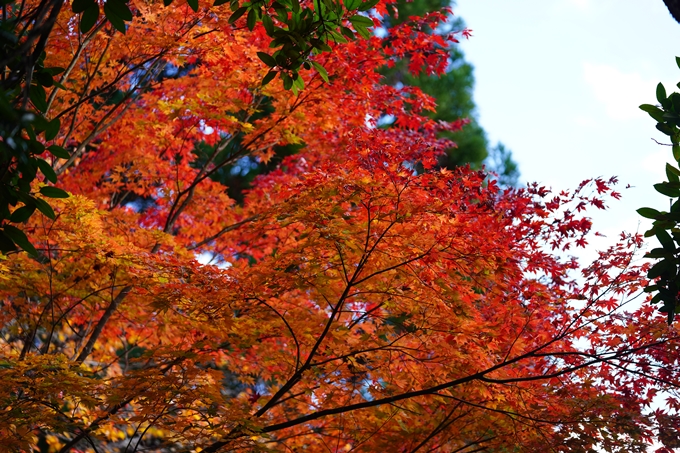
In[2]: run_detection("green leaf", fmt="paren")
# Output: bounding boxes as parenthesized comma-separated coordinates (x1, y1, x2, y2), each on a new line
(257, 52, 277, 67)
(246, 8, 257, 30)
(187, 0, 198, 11)
(655, 182, 680, 197)
(51, 80, 67, 90)
(654, 220, 676, 229)
(343, 0, 361, 9)
(311, 61, 329, 83)
(2, 225, 37, 256)
(670, 118, 680, 130)
(657, 82, 668, 104)
(29, 84, 47, 113)
(44, 67, 66, 76)
(354, 25, 370, 39)
(340, 26, 355, 40)
(40, 186, 69, 199)
(261, 70, 277, 86)
(0, 96, 18, 121)
(644, 284, 659, 293)
(47, 145, 70, 159)
(328, 30, 348, 44)
(312, 39, 332, 52)
(34, 198, 56, 219)
(273, 3, 287, 21)
(105, 0, 133, 21)
(262, 14, 274, 34)
(292, 73, 304, 90)
(349, 14, 373, 26)
(72, 0, 95, 14)
(656, 229, 675, 251)
(659, 298, 673, 311)
(27, 139, 45, 154)
(35, 71, 54, 88)
(668, 163, 680, 183)
(657, 122, 674, 136)
(213, 0, 229, 5)
(35, 159, 57, 184)
(282, 72, 293, 90)
(645, 248, 673, 259)
(44, 118, 60, 141)
(0, 231, 17, 253)
(10, 205, 36, 223)
(228, 6, 247, 23)
(672, 93, 680, 114)
(32, 115, 48, 133)
(104, 2, 127, 33)
(358, 0, 379, 11)
(648, 259, 673, 279)
(638, 207, 662, 219)
(640, 104, 665, 122)
(80, 3, 100, 33)
(163, 0, 173, 5)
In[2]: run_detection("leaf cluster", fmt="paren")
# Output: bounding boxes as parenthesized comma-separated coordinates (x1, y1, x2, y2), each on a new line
(638, 57, 680, 323)
(0, 1, 70, 254)
(72, 0, 133, 33)
(239, 0, 378, 92)
(1, 0, 370, 254)
(2, 1, 678, 451)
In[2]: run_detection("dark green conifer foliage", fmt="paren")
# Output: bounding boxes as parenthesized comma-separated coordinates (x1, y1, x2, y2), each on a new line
(383, 0, 519, 186)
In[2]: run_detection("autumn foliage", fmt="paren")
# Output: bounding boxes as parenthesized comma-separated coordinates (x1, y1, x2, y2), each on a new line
(3, 0, 680, 452)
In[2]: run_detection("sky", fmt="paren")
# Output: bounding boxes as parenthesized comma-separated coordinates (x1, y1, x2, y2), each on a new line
(454, 0, 680, 248)
(449, 2, 680, 443)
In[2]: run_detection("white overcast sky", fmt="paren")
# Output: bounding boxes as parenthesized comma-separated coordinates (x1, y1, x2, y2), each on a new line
(454, 0, 680, 243)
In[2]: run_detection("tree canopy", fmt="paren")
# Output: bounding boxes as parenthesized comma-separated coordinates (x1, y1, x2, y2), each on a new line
(2, 1, 680, 452)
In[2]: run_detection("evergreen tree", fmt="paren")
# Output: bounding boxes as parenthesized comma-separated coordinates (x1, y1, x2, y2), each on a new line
(383, 0, 520, 186)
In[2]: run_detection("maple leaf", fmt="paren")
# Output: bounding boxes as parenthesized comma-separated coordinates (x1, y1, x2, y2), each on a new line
(0, 1, 677, 452)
